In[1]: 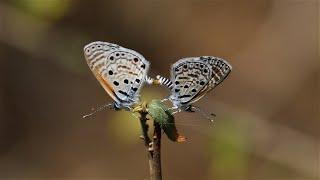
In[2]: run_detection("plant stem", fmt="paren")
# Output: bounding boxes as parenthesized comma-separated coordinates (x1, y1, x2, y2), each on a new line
(152, 122, 162, 180)
(139, 111, 162, 180)
(139, 112, 154, 176)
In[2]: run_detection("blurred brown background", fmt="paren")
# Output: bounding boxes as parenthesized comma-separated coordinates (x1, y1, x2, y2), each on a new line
(0, 0, 319, 180)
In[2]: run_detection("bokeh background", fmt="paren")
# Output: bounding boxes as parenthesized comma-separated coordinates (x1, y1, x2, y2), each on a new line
(0, 0, 319, 179)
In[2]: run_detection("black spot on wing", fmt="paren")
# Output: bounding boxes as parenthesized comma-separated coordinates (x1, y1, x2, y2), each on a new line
(131, 87, 138, 92)
(113, 81, 119, 86)
(178, 95, 191, 98)
(178, 76, 189, 80)
(118, 90, 129, 96)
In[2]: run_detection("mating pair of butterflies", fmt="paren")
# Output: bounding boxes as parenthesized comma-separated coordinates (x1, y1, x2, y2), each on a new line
(83, 41, 232, 117)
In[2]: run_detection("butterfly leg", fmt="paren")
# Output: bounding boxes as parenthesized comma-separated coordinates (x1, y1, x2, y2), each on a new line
(169, 106, 181, 115)
(161, 97, 170, 102)
(189, 105, 216, 122)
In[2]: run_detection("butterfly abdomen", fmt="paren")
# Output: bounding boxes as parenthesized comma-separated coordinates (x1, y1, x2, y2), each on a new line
(156, 75, 173, 89)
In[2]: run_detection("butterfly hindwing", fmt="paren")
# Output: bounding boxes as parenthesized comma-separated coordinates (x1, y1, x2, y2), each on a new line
(204, 56, 232, 88)
(84, 41, 150, 108)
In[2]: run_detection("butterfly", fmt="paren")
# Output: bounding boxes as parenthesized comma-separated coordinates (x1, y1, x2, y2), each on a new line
(156, 56, 232, 120)
(83, 41, 153, 115)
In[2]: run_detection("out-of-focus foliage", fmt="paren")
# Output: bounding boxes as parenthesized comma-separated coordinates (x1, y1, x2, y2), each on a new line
(13, 0, 71, 20)
(208, 116, 249, 180)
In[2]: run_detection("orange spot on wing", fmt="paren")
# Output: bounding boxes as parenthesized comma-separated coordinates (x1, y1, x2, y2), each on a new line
(93, 69, 118, 102)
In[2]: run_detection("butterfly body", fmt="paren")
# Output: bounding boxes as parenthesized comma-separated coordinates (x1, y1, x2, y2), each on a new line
(84, 41, 151, 110)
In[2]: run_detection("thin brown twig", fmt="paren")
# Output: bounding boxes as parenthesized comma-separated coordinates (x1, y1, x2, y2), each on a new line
(139, 112, 154, 176)
(152, 122, 162, 180)
(138, 110, 162, 180)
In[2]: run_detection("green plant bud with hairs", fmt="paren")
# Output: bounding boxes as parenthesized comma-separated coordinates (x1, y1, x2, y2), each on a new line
(147, 99, 186, 142)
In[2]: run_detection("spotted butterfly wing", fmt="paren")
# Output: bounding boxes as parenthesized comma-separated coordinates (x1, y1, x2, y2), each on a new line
(169, 56, 232, 109)
(83, 41, 150, 109)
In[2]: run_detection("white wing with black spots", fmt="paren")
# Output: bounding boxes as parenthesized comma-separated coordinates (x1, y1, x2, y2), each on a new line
(84, 41, 150, 109)
(169, 56, 232, 109)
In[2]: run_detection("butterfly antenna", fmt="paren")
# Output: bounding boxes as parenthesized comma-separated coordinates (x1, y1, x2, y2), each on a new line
(190, 106, 216, 122)
(82, 103, 113, 118)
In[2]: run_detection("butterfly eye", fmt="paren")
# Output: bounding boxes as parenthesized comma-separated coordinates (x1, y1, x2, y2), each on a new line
(134, 58, 139, 62)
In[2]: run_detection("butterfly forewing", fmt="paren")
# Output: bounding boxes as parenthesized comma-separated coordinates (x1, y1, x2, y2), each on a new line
(84, 41, 150, 108)
(170, 58, 211, 105)
(170, 56, 232, 107)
